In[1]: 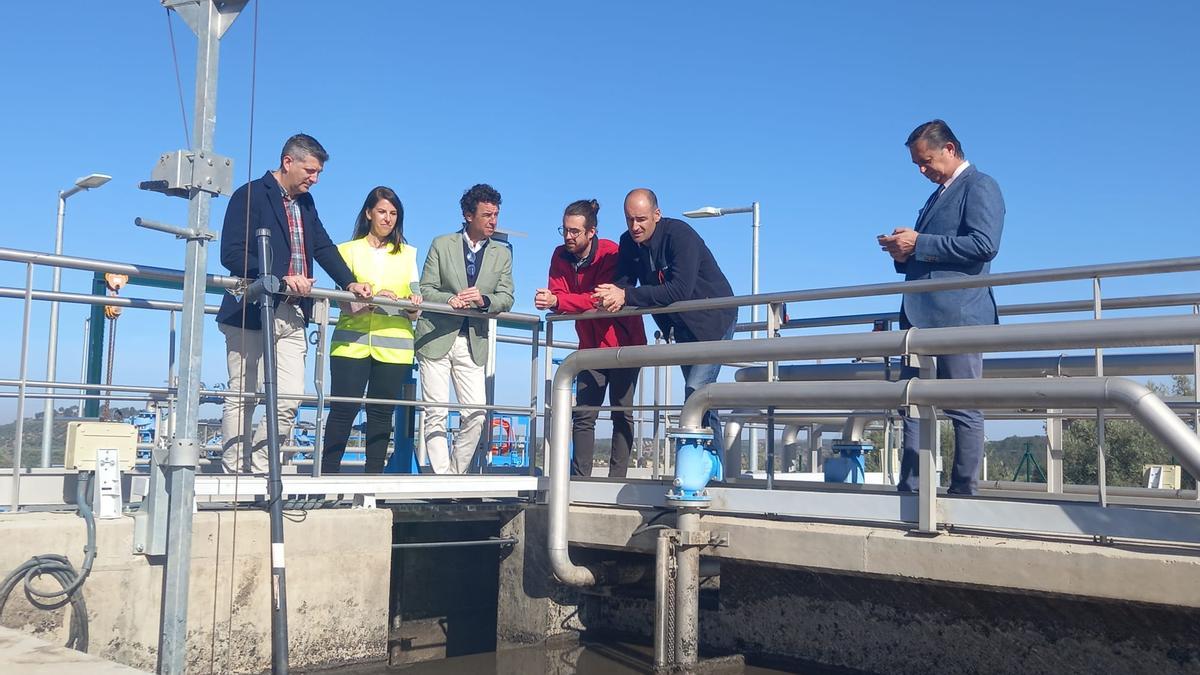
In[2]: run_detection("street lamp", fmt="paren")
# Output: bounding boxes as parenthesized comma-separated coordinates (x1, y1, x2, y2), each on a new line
(684, 202, 761, 471)
(682, 202, 761, 333)
(41, 173, 111, 467)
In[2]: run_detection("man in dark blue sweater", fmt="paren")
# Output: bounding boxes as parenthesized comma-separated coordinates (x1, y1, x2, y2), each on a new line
(593, 188, 737, 456)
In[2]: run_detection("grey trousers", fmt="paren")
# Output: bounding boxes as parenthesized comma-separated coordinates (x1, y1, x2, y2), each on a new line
(218, 303, 308, 474)
(898, 352, 985, 495)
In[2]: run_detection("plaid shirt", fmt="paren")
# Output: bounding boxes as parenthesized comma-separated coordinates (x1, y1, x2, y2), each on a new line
(282, 190, 307, 277)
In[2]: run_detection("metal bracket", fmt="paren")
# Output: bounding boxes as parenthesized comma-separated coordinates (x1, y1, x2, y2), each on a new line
(669, 529, 729, 548)
(135, 217, 217, 242)
(140, 149, 234, 198)
(164, 0, 248, 39)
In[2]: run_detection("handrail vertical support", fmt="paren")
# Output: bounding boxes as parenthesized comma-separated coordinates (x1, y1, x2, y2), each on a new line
(1093, 277, 1108, 513)
(913, 354, 940, 534)
(1193, 304, 1200, 501)
(311, 298, 329, 477)
(527, 320, 540, 480)
(1046, 407, 1064, 493)
(10, 263, 35, 512)
(542, 320, 554, 475)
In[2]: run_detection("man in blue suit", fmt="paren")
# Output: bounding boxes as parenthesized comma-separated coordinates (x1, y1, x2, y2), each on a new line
(879, 120, 1005, 495)
(216, 134, 372, 473)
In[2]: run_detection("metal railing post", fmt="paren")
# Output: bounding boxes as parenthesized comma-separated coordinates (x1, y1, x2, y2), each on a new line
(652, 332, 662, 479)
(1093, 277, 1108, 510)
(311, 298, 330, 477)
(915, 355, 940, 534)
(1046, 407, 1064, 493)
(528, 320, 540, 477)
(10, 263, 35, 511)
(78, 317, 89, 418)
(1194, 304, 1200, 501)
(542, 319, 554, 474)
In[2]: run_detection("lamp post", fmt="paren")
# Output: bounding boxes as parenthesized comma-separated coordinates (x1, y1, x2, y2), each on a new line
(41, 173, 111, 467)
(683, 202, 761, 470)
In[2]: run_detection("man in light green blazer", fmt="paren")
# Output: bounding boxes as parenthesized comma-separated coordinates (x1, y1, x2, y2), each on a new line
(415, 184, 515, 474)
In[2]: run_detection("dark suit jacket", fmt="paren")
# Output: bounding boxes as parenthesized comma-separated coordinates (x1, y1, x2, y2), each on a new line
(614, 217, 737, 342)
(216, 171, 356, 330)
(896, 164, 1005, 328)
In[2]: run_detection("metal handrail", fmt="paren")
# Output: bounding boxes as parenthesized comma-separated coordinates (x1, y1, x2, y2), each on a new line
(0, 246, 541, 326)
(544, 255, 1200, 322)
(735, 291, 1200, 333)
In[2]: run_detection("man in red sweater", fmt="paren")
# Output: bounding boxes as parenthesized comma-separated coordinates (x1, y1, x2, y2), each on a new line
(535, 199, 648, 476)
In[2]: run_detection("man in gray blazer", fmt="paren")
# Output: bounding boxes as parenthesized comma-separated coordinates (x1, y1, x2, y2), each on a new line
(879, 119, 1005, 495)
(415, 184, 515, 473)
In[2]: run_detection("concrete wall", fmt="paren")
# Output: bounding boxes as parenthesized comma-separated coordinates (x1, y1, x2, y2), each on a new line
(558, 504, 1200, 672)
(495, 507, 584, 649)
(0, 508, 391, 673)
(587, 562, 1200, 674)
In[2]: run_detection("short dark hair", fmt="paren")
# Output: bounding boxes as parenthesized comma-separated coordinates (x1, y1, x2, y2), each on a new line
(460, 183, 502, 219)
(563, 199, 600, 232)
(625, 188, 658, 208)
(905, 120, 964, 158)
(280, 133, 329, 165)
(352, 186, 406, 253)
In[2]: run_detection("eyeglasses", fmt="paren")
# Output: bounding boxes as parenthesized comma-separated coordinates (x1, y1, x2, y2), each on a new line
(557, 226, 587, 239)
(466, 248, 477, 278)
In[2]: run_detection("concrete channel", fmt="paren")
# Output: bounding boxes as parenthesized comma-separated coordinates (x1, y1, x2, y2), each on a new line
(2, 496, 1198, 673)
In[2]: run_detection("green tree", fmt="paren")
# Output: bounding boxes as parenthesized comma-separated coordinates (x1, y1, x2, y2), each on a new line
(1062, 375, 1197, 489)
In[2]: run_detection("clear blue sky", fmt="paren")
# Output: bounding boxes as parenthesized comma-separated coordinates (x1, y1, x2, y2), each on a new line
(1, 1, 1197, 441)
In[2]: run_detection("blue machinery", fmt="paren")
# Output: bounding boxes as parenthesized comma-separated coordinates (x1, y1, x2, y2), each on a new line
(825, 442, 875, 484)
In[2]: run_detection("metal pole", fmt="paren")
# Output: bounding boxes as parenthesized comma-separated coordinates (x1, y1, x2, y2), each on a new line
(39, 193, 69, 467)
(10, 263, 35, 511)
(311, 299, 329, 477)
(542, 320, 553, 474)
(156, 3, 244, 673)
(674, 508, 701, 669)
(1194, 304, 1199, 501)
(747, 202, 761, 480)
(1093, 278, 1107, 509)
(765, 406, 775, 490)
(253, 228, 291, 674)
(636, 365, 645, 470)
(652, 332, 662, 479)
(528, 321, 540, 476)
(78, 317, 89, 419)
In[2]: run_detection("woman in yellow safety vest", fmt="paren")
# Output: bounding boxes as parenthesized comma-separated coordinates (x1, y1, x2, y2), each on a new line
(321, 186, 421, 473)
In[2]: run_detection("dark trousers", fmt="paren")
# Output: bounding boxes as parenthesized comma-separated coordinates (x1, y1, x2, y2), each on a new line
(572, 367, 639, 477)
(322, 355, 411, 474)
(898, 352, 985, 495)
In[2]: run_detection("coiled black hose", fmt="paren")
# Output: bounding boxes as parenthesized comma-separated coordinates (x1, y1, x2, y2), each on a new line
(0, 473, 97, 652)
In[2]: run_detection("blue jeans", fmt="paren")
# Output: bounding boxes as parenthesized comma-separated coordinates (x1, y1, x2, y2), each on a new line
(898, 352, 985, 495)
(676, 321, 736, 455)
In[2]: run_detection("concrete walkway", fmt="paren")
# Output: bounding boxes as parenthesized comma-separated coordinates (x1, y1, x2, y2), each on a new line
(0, 626, 148, 673)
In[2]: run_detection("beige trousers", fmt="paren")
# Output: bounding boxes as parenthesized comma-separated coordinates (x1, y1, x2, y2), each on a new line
(218, 303, 308, 473)
(418, 334, 486, 474)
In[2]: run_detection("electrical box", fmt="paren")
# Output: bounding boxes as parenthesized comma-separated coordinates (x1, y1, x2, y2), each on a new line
(1144, 464, 1182, 490)
(64, 422, 138, 471)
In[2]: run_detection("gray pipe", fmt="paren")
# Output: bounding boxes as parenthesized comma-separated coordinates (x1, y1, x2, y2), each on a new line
(841, 412, 884, 443)
(735, 351, 1200, 383)
(548, 314, 1200, 587)
(678, 378, 1200, 479)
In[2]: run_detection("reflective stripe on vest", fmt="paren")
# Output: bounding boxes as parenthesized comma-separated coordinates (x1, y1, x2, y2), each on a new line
(330, 328, 414, 351)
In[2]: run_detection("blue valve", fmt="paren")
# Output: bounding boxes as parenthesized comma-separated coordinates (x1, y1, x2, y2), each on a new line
(669, 431, 723, 503)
